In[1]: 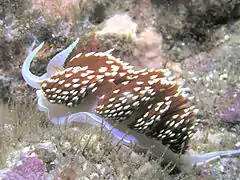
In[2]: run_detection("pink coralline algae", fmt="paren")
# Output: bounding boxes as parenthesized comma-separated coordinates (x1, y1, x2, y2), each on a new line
(217, 89, 240, 123)
(2, 157, 47, 180)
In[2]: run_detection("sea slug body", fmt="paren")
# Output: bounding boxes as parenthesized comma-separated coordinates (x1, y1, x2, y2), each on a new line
(22, 39, 240, 169)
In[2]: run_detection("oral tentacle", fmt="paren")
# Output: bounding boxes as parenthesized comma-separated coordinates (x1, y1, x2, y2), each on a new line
(45, 38, 79, 75)
(22, 42, 45, 89)
(22, 39, 80, 89)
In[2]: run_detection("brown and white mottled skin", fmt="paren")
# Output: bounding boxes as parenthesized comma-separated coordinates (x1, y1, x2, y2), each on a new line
(96, 68, 197, 154)
(22, 39, 240, 170)
(40, 49, 134, 108)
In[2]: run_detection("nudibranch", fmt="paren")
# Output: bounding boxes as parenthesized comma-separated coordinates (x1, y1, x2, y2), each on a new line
(22, 39, 240, 169)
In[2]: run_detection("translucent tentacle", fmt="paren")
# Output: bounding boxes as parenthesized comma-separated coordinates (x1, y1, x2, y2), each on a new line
(22, 38, 79, 89)
(190, 149, 240, 166)
(44, 38, 79, 76)
(22, 42, 45, 89)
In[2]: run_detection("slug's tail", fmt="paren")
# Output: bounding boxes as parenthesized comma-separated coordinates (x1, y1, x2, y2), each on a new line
(190, 149, 240, 166)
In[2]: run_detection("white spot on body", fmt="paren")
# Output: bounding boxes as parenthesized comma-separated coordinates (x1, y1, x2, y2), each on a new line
(58, 71, 65, 76)
(99, 67, 108, 73)
(122, 99, 127, 104)
(122, 81, 130, 85)
(81, 73, 88, 77)
(97, 75, 104, 80)
(118, 96, 125, 101)
(72, 91, 78, 96)
(65, 67, 73, 72)
(75, 53, 82, 58)
(80, 88, 86, 94)
(82, 66, 88, 71)
(148, 104, 153, 109)
(140, 90, 147, 95)
(109, 98, 115, 102)
(133, 101, 139, 107)
(72, 78, 80, 83)
(165, 96, 171, 101)
(41, 82, 47, 88)
(172, 114, 179, 119)
(57, 96, 61, 99)
(108, 79, 115, 82)
(59, 80, 65, 85)
(111, 65, 120, 71)
(134, 87, 141, 92)
(67, 102, 73, 106)
(104, 109, 110, 113)
(156, 115, 161, 121)
(92, 87, 98, 92)
(110, 109, 116, 113)
(150, 75, 158, 79)
(144, 112, 149, 118)
(141, 72, 148, 75)
(107, 104, 113, 108)
(123, 105, 130, 110)
(169, 121, 175, 127)
(136, 81, 144, 85)
(118, 111, 124, 116)
(132, 95, 139, 101)
(119, 72, 126, 77)
(104, 72, 111, 76)
(72, 67, 81, 73)
(65, 73, 73, 78)
(82, 80, 89, 85)
(64, 83, 71, 88)
(52, 94, 57, 98)
(87, 75, 95, 80)
(62, 91, 69, 95)
(106, 60, 114, 64)
(72, 96, 79, 102)
(51, 88, 57, 92)
(125, 111, 132, 115)
(85, 52, 95, 57)
(73, 84, 81, 88)
(54, 78, 60, 83)
(47, 79, 54, 83)
(113, 89, 120, 94)
(115, 103, 121, 108)
(117, 106, 123, 111)
(111, 72, 118, 76)
(88, 83, 96, 89)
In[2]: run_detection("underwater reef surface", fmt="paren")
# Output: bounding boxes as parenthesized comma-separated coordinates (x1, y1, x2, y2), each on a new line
(0, 0, 240, 179)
